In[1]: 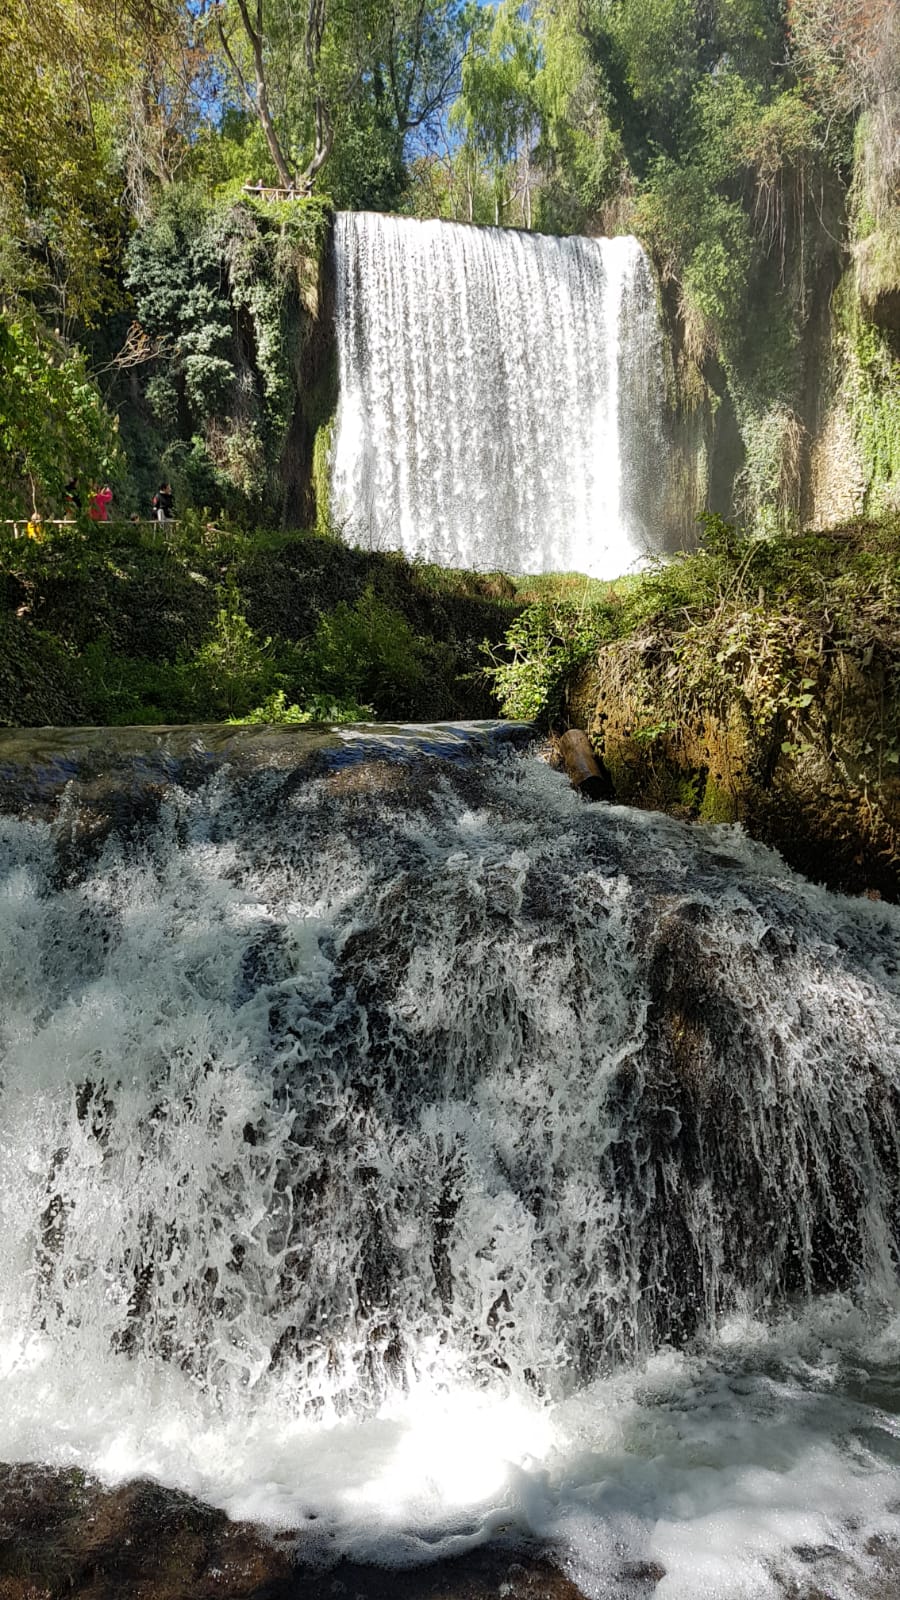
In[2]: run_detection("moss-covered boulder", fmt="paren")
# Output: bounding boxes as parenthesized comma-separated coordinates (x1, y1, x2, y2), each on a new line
(570, 622, 900, 899)
(557, 523, 900, 900)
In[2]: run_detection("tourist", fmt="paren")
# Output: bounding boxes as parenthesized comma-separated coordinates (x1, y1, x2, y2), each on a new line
(152, 482, 175, 522)
(88, 484, 113, 521)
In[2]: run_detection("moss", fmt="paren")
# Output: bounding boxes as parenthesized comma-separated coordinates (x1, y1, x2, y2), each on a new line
(311, 418, 333, 531)
(831, 279, 900, 514)
(699, 775, 739, 823)
(528, 517, 900, 896)
(856, 220, 900, 325)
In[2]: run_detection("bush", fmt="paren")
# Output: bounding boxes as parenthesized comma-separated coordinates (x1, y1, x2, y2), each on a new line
(235, 689, 372, 725)
(482, 597, 613, 721)
(188, 583, 277, 717)
(485, 514, 900, 726)
(307, 585, 430, 716)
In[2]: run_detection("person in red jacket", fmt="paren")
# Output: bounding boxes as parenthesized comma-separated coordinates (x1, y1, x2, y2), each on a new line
(88, 484, 113, 521)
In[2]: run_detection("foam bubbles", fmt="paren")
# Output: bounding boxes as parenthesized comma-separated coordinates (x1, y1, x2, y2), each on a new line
(2, 747, 900, 1595)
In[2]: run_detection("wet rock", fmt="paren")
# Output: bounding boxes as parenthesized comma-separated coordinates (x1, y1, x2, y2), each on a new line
(0, 1466, 292, 1599)
(0, 723, 535, 839)
(0, 1466, 594, 1600)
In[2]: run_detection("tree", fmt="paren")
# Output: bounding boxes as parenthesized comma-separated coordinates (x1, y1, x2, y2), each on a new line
(208, 0, 332, 189)
(202, 0, 473, 204)
(452, 1, 541, 225)
(120, 22, 223, 219)
(0, 0, 178, 326)
(0, 314, 119, 517)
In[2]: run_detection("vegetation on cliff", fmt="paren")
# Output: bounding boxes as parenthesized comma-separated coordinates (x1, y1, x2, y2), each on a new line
(1, 0, 895, 531)
(487, 513, 900, 895)
(0, 519, 529, 728)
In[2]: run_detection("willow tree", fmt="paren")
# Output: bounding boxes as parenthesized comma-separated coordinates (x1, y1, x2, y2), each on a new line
(451, 0, 541, 225)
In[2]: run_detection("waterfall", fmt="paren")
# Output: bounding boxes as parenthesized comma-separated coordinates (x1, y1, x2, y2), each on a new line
(330, 213, 667, 578)
(2, 727, 900, 1594)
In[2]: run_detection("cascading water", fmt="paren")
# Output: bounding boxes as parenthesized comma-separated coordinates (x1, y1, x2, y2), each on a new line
(2, 726, 900, 1597)
(330, 213, 667, 578)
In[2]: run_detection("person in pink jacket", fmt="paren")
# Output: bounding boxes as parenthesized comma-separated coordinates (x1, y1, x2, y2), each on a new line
(88, 484, 113, 521)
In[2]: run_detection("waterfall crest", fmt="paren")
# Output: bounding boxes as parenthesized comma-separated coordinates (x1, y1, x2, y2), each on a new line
(331, 213, 666, 578)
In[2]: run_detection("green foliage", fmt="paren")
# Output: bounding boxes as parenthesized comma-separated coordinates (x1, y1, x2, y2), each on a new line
(732, 402, 805, 530)
(125, 190, 332, 522)
(487, 515, 900, 730)
(482, 597, 610, 721)
(847, 318, 900, 513)
(603, 0, 701, 143)
(126, 184, 236, 422)
(325, 104, 407, 212)
(186, 110, 276, 197)
(634, 67, 823, 378)
(0, 524, 528, 727)
(312, 418, 335, 532)
(308, 586, 429, 715)
(0, 314, 120, 517)
(682, 194, 755, 340)
(207, 0, 474, 206)
(453, 1, 540, 185)
(77, 639, 193, 726)
(636, 164, 756, 363)
(235, 688, 372, 724)
(0, 0, 149, 324)
(189, 583, 276, 718)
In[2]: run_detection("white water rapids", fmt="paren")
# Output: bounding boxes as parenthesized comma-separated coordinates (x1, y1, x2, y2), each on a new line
(2, 731, 900, 1597)
(331, 213, 667, 577)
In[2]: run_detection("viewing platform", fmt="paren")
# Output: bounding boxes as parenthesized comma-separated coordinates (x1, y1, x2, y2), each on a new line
(242, 182, 310, 201)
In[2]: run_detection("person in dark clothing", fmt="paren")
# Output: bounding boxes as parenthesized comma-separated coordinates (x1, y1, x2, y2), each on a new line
(151, 483, 175, 522)
(63, 479, 81, 517)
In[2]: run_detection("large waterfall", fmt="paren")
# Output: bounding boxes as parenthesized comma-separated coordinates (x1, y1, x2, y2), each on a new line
(330, 213, 666, 578)
(3, 726, 900, 1596)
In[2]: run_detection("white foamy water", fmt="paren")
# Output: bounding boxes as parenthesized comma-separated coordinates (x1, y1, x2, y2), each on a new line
(331, 213, 667, 578)
(2, 743, 900, 1596)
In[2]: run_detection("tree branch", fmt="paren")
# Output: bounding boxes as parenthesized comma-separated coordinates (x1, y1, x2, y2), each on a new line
(232, 0, 296, 186)
(216, 14, 253, 108)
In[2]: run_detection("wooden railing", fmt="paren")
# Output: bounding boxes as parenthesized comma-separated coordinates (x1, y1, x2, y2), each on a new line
(242, 183, 309, 202)
(2, 518, 179, 537)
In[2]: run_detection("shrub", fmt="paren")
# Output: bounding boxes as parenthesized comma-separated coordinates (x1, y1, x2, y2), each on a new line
(308, 586, 429, 716)
(482, 597, 612, 721)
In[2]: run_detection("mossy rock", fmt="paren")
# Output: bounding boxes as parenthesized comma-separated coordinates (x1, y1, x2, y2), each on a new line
(569, 627, 900, 900)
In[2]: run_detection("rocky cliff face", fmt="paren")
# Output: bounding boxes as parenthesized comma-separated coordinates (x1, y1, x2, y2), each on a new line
(654, 115, 899, 546)
(120, 196, 337, 527)
(568, 592, 900, 901)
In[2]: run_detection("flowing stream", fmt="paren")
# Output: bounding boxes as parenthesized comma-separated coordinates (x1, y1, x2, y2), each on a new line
(2, 727, 900, 1597)
(331, 213, 667, 577)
